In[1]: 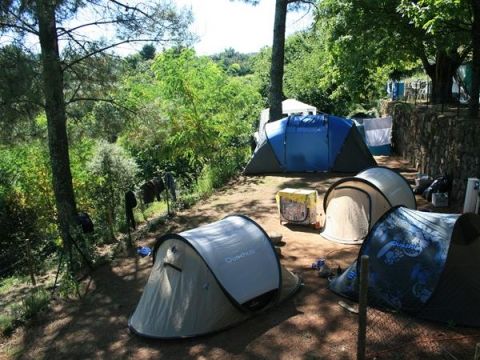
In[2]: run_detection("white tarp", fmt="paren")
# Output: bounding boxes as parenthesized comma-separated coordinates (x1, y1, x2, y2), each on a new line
(363, 116, 392, 147)
(256, 99, 317, 145)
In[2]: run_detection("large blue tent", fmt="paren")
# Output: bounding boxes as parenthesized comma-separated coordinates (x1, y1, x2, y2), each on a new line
(244, 114, 376, 174)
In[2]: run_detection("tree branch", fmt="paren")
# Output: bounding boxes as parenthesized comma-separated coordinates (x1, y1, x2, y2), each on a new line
(108, 0, 152, 20)
(0, 21, 38, 35)
(62, 37, 174, 70)
(57, 19, 130, 37)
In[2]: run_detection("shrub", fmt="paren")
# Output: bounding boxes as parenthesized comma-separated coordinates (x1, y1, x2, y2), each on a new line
(87, 141, 139, 243)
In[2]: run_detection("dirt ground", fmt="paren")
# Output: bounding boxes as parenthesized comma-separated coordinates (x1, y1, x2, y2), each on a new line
(0, 157, 464, 359)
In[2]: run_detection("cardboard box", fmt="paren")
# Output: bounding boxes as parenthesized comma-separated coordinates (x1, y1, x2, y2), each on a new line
(276, 188, 317, 225)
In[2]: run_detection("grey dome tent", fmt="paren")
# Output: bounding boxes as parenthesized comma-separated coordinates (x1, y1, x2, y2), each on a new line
(244, 114, 376, 174)
(321, 167, 416, 244)
(329, 207, 480, 326)
(129, 215, 301, 338)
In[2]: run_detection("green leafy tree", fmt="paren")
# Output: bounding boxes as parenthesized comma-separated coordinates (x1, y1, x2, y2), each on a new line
(319, 0, 471, 106)
(139, 44, 156, 61)
(120, 48, 262, 186)
(0, 0, 192, 260)
(0, 45, 43, 143)
(398, 0, 479, 115)
(210, 47, 254, 76)
(87, 141, 138, 243)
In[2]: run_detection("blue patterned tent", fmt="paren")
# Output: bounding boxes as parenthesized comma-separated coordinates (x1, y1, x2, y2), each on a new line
(330, 206, 480, 326)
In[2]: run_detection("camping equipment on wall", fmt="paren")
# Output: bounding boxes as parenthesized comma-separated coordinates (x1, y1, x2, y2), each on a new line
(329, 206, 480, 327)
(422, 175, 451, 201)
(432, 192, 448, 207)
(129, 215, 301, 338)
(463, 178, 480, 214)
(413, 174, 433, 194)
(276, 188, 318, 226)
(321, 167, 416, 244)
(244, 114, 376, 175)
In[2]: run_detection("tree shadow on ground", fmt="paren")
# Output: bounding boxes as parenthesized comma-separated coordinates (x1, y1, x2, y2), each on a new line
(7, 157, 471, 360)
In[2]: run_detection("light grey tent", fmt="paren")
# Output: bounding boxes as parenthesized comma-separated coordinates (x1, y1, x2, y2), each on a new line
(321, 167, 416, 244)
(129, 215, 301, 339)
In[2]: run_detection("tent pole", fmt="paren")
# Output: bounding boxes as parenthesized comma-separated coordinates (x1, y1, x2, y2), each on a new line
(357, 255, 369, 360)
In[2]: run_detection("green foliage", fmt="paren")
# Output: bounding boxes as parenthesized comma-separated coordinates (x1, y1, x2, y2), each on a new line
(140, 44, 156, 60)
(121, 48, 262, 187)
(87, 141, 139, 242)
(0, 45, 43, 143)
(0, 142, 56, 276)
(210, 47, 254, 76)
(21, 288, 50, 320)
(0, 313, 16, 336)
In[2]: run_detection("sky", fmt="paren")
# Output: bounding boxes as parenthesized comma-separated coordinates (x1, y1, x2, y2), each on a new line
(113, 0, 314, 56)
(2, 0, 313, 56)
(175, 0, 313, 55)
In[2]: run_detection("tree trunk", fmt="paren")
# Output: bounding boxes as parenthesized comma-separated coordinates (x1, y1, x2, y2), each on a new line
(36, 1, 78, 256)
(269, 0, 287, 122)
(469, 0, 480, 117)
(422, 51, 459, 104)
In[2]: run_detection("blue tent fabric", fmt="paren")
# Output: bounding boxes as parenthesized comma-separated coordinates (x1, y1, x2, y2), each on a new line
(327, 115, 354, 164)
(285, 115, 329, 171)
(330, 207, 480, 326)
(244, 114, 376, 174)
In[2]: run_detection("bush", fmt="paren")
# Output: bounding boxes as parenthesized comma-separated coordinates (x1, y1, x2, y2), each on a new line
(22, 288, 49, 320)
(87, 141, 139, 243)
(0, 313, 16, 336)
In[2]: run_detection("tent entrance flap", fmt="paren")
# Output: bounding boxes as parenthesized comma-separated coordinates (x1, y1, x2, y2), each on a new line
(322, 187, 371, 244)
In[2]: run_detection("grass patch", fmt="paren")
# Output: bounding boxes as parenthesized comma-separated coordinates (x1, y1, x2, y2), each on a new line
(2, 343, 24, 359)
(22, 289, 50, 320)
(0, 313, 16, 336)
(0, 276, 27, 295)
(0, 288, 50, 337)
(142, 201, 168, 219)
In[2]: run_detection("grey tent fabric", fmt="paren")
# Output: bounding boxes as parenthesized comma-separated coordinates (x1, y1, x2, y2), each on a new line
(332, 127, 377, 172)
(129, 215, 301, 338)
(329, 207, 480, 326)
(243, 138, 283, 174)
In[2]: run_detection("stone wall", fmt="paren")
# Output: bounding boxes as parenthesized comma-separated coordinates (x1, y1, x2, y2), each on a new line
(383, 101, 480, 205)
